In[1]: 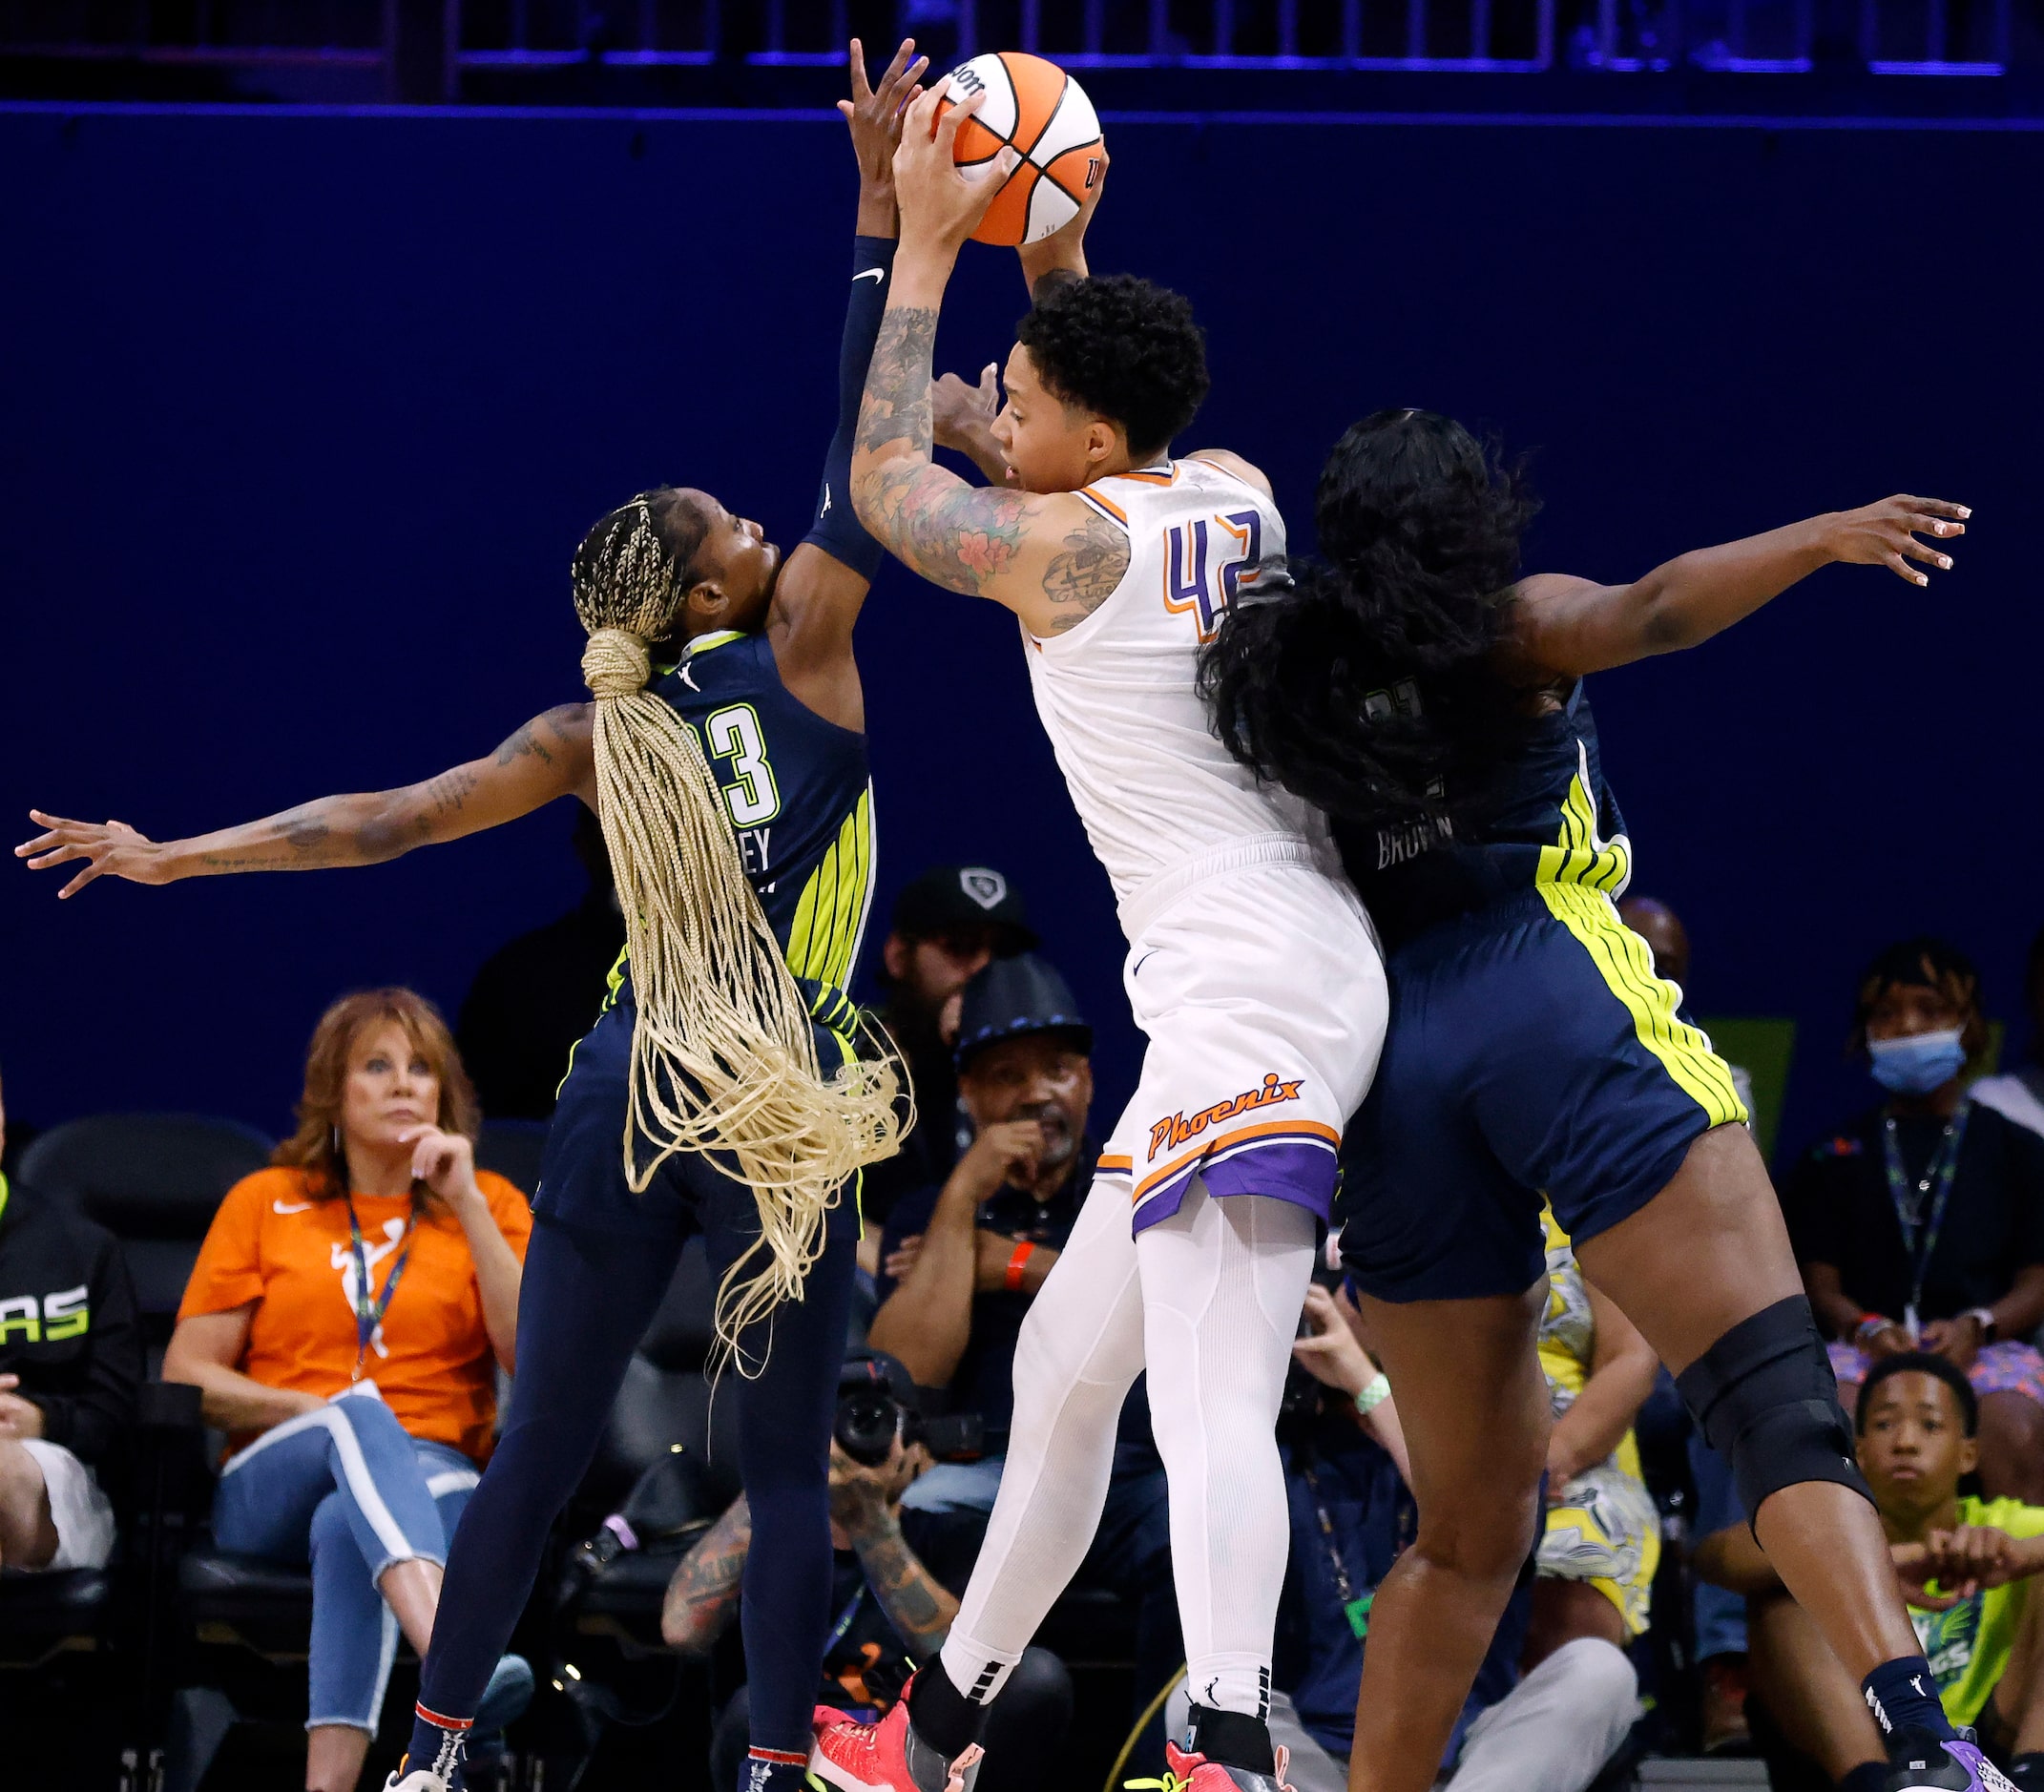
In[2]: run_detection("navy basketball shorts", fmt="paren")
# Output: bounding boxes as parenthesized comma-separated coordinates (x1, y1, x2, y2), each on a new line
(1341, 883, 1749, 1303)
(533, 983, 862, 1247)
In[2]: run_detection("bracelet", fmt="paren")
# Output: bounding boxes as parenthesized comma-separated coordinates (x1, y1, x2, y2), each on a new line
(1855, 1313, 1893, 1344)
(1966, 1306, 2000, 1344)
(1005, 1242, 1036, 1293)
(1353, 1372, 1392, 1417)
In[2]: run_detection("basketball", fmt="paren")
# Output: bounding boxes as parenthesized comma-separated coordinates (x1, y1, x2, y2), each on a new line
(937, 52, 1105, 246)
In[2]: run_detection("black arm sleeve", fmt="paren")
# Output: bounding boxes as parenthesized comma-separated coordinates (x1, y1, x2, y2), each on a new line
(801, 234, 898, 581)
(34, 1232, 143, 1468)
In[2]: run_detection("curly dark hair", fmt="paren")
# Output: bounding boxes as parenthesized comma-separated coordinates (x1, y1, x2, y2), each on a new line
(1014, 275, 1210, 463)
(1199, 408, 1540, 827)
(1847, 934, 1989, 1064)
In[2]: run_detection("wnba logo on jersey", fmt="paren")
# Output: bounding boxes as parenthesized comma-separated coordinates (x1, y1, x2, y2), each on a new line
(1148, 1072, 1305, 1160)
(1162, 510, 1264, 642)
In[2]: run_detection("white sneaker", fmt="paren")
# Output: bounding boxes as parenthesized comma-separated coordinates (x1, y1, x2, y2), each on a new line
(383, 1773, 450, 1792)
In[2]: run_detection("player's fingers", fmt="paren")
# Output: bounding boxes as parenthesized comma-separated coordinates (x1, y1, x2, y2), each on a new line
(978, 361, 999, 402)
(931, 85, 985, 157)
(1896, 495, 1971, 521)
(58, 861, 105, 899)
(836, 99, 855, 124)
(876, 36, 915, 93)
(901, 82, 944, 142)
(1881, 549, 1929, 587)
(1898, 533, 1953, 570)
(846, 37, 871, 100)
(24, 843, 87, 868)
(879, 45, 927, 107)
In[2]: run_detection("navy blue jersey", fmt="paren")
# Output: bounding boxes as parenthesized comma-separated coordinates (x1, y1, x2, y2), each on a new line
(1336, 679, 1632, 953)
(645, 627, 875, 993)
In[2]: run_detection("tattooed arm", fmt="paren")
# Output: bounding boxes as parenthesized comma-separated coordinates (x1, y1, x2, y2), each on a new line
(660, 1495, 752, 1656)
(18, 704, 595, 899)
(831, 1448, 960, 1657)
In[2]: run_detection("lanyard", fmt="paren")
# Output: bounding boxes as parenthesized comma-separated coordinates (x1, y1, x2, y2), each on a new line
(345, 1196, 418, 1380)
(1299, 1463, 1373, 1639)
(824, 1584, 867, 1653)
(1881, 1102, 1971, 1324)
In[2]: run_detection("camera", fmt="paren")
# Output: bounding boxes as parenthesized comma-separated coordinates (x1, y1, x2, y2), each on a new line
(835, 1352, 984, 1466)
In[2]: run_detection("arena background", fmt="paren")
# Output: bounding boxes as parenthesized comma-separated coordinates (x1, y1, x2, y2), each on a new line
(3, 102, 2038, 1165)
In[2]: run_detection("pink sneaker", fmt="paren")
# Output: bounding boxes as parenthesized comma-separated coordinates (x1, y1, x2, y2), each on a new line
(1137, 1738, 1295, 1792)
(810, 1696, 985, 1792)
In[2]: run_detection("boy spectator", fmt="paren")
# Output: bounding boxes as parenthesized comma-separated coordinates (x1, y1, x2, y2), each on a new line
(0, 1064, 143, 1573)
(862, 865, 1035, 1226)
(661, 1349, 1070, 1792)
(1696, 1353, 2044, 1792)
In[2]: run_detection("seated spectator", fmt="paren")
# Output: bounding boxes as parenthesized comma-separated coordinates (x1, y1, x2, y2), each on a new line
(456, 807, 624, 1121)
(1617, 893, 1758, 1116)
(1783, 938, 2044, 1502)
(860, 864, 1036, 1232)
(163, 990, 534, 1792)
(1973, 925, 2044, 1141)
(1696, 1353, 2044, 1792)
(0, 1060, 142, 1573)
(660, 1349, 1071, 1792)
(866, 952, 1179, 1765)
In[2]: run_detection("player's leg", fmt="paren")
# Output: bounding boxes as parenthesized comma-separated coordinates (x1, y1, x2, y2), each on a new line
(403, 1211, 685, 1785)
(1975, 1390, 2044, 1506)
(1135, 1182, 1317, 1781)
(1572, 1128, 1942, 1731)
(709, 1208, 859, 1788)
(814, 1170, 1147, 1789)
(1344, 1284, 1553, 1792)
(1745, 1588, 1888, 1787)
(1981, 1565, 2044, 1770)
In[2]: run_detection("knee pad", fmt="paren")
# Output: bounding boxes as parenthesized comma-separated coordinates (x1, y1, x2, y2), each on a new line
(1674, 1296, 1870, 1523)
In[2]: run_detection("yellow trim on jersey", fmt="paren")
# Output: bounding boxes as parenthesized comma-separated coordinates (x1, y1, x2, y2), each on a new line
(1535, 741, 1633, 894)
(784, 785, 874, 992)
(684, 628, 745, 656)
(1537, 882, 1748, 1127)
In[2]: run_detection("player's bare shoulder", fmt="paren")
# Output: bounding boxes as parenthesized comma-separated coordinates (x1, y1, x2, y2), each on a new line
(1039, 491, 1134, 633)
(1186, 448, 1274, 500)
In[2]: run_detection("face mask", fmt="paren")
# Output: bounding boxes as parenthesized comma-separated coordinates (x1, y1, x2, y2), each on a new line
(1867, 1028, 1968, 1096)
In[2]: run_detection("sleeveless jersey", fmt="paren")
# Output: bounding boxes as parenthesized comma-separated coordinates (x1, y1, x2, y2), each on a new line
(1023, 457, 1322, 919)
(1337, 678, 1632, 953)
(642, 627, 876, 994)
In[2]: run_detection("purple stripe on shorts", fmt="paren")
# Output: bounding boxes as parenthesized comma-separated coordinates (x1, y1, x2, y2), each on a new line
(1130, 1139, 1339, 1236)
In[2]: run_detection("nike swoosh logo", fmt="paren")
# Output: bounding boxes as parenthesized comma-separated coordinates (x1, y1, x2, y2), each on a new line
(273, 1200, 312, 1214)
(854, 268, 885, 284)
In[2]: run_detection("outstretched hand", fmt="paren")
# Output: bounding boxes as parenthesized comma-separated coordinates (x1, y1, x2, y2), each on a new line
(840, 36, 928, 212)
(931, 363, 999, 451)
(891, 81, 1015, 257)
(1825, 495, 1969, 588)
(16, 811, 170, 899)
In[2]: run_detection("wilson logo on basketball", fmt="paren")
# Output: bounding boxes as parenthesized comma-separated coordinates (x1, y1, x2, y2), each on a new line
(1147, 1073, 1305, 1161)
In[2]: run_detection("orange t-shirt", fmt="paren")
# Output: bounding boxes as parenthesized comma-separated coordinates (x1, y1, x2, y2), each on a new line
(178, 1164, 533, 1463)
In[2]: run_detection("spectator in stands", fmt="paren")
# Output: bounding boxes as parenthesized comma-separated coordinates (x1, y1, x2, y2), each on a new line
(1783, 937, 2044, 1502)
(861, 864, 1036, 1230)
(1697, 1353, 2044, 1792)
(456, 807, 625, 1120)
(1618, 892, 1757, 1115)
(0, 1061, 142, 1573)
(866, 952, 1180, 1766)
(162, 990, 534, 1792)
(1973, 925, 2044, 1140)
(661, 1348, 1071, 1792)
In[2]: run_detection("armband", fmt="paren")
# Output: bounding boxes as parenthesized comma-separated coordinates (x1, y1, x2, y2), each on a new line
(1005, 1242, 1036, 1294)
(1353, 1373, 1392, 1417)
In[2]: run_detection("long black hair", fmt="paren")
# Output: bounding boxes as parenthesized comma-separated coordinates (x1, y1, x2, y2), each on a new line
(1199, 408, 1540, 827)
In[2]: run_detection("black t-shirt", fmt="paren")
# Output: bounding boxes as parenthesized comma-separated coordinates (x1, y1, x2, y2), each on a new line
(0, 1175, 144, 1469)
(821, 1504, 983, 1709)
(1781, 1100, 2044, 1323)
(879, 1139, 1158, 1464)
(860, 1024, 970, 1228)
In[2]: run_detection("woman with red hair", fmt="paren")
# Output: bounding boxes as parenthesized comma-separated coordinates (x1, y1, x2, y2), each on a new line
(164, 990, 533, 1792)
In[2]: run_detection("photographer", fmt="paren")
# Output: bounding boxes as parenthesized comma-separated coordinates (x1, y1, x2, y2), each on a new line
(660, 1351, 1070, 1792)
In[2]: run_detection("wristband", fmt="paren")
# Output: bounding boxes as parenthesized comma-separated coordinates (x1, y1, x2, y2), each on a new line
(1353, 1372, 1392, 1417)
(1966, 1306, 2000, 1344)
(1856, 1313, 1893, 1344)
(1005, 1242, 1036, 1293)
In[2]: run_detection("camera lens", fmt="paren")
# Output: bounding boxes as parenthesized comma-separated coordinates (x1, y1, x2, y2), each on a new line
(835, 1390, 900, 1466)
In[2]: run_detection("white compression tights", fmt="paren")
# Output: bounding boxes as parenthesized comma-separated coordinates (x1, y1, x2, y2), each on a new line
(938, 1174, 1316, 1720)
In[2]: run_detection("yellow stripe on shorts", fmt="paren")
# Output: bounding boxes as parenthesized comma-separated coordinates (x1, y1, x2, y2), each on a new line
(1536, 882, 1749, 1128)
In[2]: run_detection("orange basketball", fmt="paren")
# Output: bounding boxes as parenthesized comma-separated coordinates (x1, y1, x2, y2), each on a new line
(935, 52, 1105, 247)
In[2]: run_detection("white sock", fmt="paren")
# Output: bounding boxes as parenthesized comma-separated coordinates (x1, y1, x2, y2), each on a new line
(1137, 1182, 1315, 1720)
(938, 1173, 1147, 1706)
(1451, 1636, 1639, 1792)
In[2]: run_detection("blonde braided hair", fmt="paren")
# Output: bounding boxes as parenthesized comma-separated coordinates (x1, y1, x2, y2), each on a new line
(573, 493, 905, 1365)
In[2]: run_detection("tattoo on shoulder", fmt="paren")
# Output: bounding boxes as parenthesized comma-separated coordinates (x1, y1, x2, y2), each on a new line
(1040, 511, 1131, 630)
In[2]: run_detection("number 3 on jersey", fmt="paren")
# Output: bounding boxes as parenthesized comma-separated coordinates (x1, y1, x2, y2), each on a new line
(1163, 509, 1263, 642)
(704, 703, 781, 826)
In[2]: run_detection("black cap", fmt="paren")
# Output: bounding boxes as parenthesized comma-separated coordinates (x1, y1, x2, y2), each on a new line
(954, 952, 1092, 1071)
(839, 1346, 921, 1414)
(890, 865, 1037, 952)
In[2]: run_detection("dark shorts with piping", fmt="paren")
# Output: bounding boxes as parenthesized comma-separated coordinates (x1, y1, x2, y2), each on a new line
(1341, 884, 1748, 1304)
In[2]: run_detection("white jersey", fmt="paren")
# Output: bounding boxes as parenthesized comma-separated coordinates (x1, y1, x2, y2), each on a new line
(1022, 456, 1325, 927)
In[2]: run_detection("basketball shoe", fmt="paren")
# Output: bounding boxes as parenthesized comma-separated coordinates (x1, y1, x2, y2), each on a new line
(809, 1696, 985, 1792)
(1129, 1738, 1296, 1792)
(1887, 1734, 2017, 1792)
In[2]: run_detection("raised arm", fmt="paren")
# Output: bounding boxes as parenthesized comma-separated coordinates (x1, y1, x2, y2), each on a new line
(850, 85, 1126, 637)
(18, 703, 593, 899)
(1509, 494, 1969, 680)
(766, 37, 928, 730)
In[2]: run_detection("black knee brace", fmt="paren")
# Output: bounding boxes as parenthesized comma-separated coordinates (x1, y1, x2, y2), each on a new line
(1674, 1295, 1871, 1523)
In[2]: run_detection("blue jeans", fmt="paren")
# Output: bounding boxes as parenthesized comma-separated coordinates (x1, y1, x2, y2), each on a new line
(900, 1454, 1005, 1516)
(212, 1391, 479, 1732)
